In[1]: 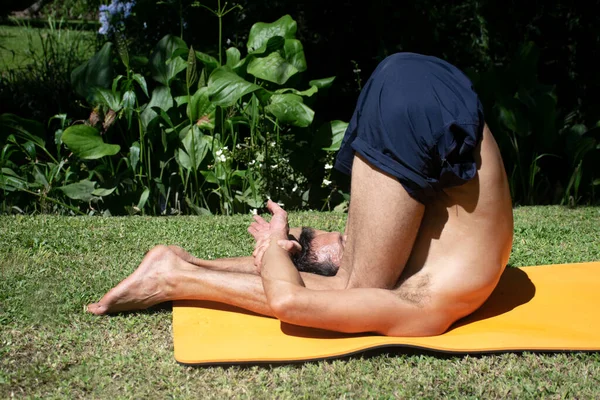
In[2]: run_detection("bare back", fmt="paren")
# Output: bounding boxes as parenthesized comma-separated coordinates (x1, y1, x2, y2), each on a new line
(399, 125, 514, 320)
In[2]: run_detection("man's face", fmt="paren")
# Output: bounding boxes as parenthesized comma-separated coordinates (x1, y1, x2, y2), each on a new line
(309, 229, 347, 267)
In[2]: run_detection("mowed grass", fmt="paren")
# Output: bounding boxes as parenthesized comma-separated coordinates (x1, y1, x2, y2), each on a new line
(0, 24, 95, 71)
(1, 206, 599, 398)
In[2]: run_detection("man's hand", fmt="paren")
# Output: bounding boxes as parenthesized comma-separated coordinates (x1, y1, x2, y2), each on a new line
(247, 200, 301, 269)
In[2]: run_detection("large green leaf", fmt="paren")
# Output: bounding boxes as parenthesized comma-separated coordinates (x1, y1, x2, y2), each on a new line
(265, 94, 314, 127)
(61, 125, 120, 160)
(283, 39, 306, 72)
(195, 51, 220, 74)
(71, 42, 113, 103)
(247, 15, 297, 53)
(225, 47, 241, 68)
(149, 35, 188, 86)
(187, 87, 216, 130)
(141, 86, 174, 129)
(92, 186, 116, 197)
(137, 187, 150, 210)
(95, 88, 122, 111)
(275, 86, 318, 97)
(247, 52, 297, 85)
(247, 38, 307, 85)
(129, 141, 140, 172)
(0, 167, 28, 191)
(309, 76, 336, 89)
(207, 67, 261, 107)
(322, 120, 349, 151)
(178, 126, 211, 171)
(58, 179, 97, 201)
(497, 100, 530, 137)
(132, 73, 149, 97)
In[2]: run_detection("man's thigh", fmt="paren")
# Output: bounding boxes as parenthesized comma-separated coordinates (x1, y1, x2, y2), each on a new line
(342, 154, 425, 289)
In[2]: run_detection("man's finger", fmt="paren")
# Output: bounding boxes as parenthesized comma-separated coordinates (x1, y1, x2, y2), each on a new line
(267, 199, 286, 216)
(254, 245, 267, 267)
(253, 214, 269, 226)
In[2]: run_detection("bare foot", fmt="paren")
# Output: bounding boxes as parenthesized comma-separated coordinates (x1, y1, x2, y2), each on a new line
(86, 245, 179, 315)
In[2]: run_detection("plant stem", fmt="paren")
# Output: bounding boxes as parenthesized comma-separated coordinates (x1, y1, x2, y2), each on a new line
(218, 0, 222, 65)
(180, 0, 184, 39)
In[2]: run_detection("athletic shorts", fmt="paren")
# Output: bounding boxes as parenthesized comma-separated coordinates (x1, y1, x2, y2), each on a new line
(334, 52, 484, 204)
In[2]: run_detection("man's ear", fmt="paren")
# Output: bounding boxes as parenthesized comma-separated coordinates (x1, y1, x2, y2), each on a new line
(277, 239, 302, 254)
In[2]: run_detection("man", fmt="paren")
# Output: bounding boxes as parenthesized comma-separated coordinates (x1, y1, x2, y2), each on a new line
(87, 53, 513, 337)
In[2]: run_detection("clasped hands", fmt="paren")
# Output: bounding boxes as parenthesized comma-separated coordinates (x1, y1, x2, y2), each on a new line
(247, 199, 302, 270)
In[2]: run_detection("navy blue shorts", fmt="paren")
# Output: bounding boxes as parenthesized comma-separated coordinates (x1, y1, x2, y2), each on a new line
(334, 53, 484, 204)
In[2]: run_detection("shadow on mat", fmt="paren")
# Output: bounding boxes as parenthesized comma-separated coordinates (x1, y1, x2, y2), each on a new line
(445, 267, 535, 332)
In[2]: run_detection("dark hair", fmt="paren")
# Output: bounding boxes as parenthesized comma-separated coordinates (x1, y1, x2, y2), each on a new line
(290, 227, 339, 277)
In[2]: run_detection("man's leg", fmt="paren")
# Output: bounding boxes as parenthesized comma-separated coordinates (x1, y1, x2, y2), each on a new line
(341, 154, 425, 289)
(167, 246, 258, 274)
(87, 245, 347, 315)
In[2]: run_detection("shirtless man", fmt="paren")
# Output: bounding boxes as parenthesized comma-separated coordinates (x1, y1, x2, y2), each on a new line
(87, 53, 513, 336)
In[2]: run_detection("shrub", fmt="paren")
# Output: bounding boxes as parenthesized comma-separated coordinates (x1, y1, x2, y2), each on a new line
(1, 14, 346, 215)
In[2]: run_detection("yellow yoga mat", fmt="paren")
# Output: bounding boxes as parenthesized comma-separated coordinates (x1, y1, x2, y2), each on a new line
(173, 262, 600, 365)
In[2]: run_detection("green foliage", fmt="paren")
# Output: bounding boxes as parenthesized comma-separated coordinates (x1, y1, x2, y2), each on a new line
(71, 41, 114, 103)
(61, 125, 121, 159)
(0, 113, 88, 215)
(1, 14, 343, 215)
(471, 42, 600, 205)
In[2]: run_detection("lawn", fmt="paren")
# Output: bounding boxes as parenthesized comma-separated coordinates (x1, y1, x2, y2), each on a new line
(1, 206, 599, 398)
(0, 24, 95, 71)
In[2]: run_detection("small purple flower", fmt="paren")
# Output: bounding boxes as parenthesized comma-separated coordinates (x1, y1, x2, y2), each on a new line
(98, 0, 136, 36)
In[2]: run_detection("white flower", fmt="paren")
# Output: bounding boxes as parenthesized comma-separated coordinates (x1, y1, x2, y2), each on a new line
(236, 143, 242, 149)
(249, 160, 256, 166)
(251, 208, 257, 215)
(217, 154, 226, 162)
(292, 184, 298, 192)
(226, 38, 231, 45)
(324, 163, 333, 170)
(270, 141, 276, 147)
(216, 146, 228, 158)
(322, 178, 332, 186)
(270, 164, 278, 169)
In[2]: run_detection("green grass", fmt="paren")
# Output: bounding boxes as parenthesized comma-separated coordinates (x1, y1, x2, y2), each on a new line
(1, 206, 599, 398)
(0, 24, 95, 71)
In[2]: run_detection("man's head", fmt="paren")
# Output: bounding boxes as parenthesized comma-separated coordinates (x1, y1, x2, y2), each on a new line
(290, 227, 345, 276)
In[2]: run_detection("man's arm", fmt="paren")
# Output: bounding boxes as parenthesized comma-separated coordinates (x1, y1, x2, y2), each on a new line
(261, 240, 448, 336)
(258, 201, 448, 337)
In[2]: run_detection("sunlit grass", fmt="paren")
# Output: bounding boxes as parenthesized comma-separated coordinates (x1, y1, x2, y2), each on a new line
(0, 24, 95, 72)
(1, 206, 599, 398)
